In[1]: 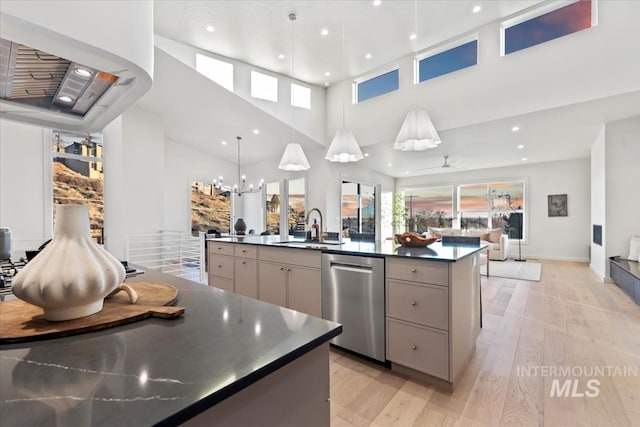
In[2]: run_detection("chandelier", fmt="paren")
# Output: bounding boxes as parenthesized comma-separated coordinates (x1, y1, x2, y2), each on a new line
(213, 136, 263, 196)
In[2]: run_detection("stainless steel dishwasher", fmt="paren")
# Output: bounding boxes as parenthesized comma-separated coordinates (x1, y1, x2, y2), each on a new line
(322, 253, 385, 362)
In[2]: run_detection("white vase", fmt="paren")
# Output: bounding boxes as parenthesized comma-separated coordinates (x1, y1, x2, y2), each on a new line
(12, 205, 125, 321)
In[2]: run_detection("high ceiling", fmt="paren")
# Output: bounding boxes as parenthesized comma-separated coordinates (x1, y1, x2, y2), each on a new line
(146, 1, 640, 178)
(154, 1, 541, 86)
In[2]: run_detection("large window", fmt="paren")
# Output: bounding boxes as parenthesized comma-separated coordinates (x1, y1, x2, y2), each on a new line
(291, 83, 311, 109)
(264, 181, 280, 234)
(191, 181, 231, 235)
(418, 39, 478, 83)
(502, 0, 594, 55)
(404, 186, 453, 232)
(342, 181, 375, 241)
(52, 131, 104, 243)
(287, 178, 306, 236)
(355, 69, 399, 103)
(458, 181, 525, 239)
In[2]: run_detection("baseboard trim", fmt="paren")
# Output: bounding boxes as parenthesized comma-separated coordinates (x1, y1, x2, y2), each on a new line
(506, 254, 590, 263)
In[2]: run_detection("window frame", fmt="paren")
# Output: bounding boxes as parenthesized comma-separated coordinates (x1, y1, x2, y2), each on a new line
(353, 66, 400, 104)
(416, 34, 479, 84)
(500, 0, 597, 56)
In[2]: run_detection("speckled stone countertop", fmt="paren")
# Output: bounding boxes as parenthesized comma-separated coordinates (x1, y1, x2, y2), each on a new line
(209, 235, 487, 262)
(0, 268, 341, 426)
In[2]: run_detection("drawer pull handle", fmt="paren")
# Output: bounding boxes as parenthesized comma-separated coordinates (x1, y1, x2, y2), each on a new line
(286, 268, 292, 272)
(217, 247, 222, 250)
(411, 345, 417, 350)
(242, 249, 247, 253)
(280, 267, 285, 271)
(217, 265, 222, 268)
(411, 301, 417, 306)
(242, 261, 246, 265)
(410, 268, 417, 273)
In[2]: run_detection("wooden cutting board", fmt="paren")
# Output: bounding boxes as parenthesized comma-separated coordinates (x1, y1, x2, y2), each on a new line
(0, 282, 185, 344)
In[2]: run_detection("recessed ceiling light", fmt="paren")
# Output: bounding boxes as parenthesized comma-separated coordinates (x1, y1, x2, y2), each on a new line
(387, 163, 392, 167)
(221, 140, 227, 146)
(278, 54, 285, 59)
(365, 53, 372, 59)
(73, 67, 92, 78)
(373, 0, 382, 6)
(364, 153, 369, 157)
(324, 82, 330, 87)
(517, 144, 525, 149)
(409, 34, 416, 40)
(320, 28, 329, 36)
(206, 25, 215, 32)
(405, 171, 410, 175)
(521, 157, 528, 161)
(58, 95, 74, 103)
(253, 129, 260, 134)
(511, 126, 520, 132)
(472, 5, 482, 14)
(324, 71, 331, 76)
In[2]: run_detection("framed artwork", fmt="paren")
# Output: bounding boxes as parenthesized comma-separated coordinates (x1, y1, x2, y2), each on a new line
(548, 194, 568, 217)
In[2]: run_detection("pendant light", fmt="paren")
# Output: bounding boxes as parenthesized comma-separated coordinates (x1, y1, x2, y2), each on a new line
(278, 13, 311, 171)
(394, 0, 442, 151)
(325, 6, 364, 163)
(213, 136, 264, 196)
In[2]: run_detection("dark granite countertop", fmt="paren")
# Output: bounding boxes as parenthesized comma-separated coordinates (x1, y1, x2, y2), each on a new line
(208, 235, 487, 262)
(0, 269, 341, 426)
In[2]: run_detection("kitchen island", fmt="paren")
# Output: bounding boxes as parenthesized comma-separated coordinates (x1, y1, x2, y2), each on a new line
(208, 235, 485, 391)
(0, 268, 341, 426)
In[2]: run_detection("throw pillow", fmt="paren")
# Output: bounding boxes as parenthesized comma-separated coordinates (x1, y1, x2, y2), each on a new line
(627, 235, 640, 261)
(488, 228, 502, 243)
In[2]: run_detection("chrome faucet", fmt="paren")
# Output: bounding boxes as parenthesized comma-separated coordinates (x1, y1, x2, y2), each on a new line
(306, 208, 323, 242)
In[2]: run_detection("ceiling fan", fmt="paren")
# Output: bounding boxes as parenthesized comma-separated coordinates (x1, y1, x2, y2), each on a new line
(416, 155, 459, 171)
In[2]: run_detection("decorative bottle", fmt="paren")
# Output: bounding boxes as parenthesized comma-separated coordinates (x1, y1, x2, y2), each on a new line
(11, 205, 125, 321)
(311, 219, 319, 241)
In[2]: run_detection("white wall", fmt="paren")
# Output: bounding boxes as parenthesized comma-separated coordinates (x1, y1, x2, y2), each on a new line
(0, 119, 53, 256)
(604, 116, 640, 268)
(154, 35, 326, 145)
(590, 126, 606, 279)
(103, 107, 166, 259)
(396, 158, 591, 262)
(326, 1, 640, 147)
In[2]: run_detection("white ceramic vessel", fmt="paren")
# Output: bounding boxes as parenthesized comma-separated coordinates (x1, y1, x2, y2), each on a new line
(12, 205, 125, 321)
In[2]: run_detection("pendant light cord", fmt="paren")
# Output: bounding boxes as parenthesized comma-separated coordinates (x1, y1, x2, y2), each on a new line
(414, 0, 419, 109)
(341, 4, 346, 129)
(290, 13, 296, 143)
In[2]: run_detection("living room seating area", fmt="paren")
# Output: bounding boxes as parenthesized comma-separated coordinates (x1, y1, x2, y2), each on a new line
(427, 227, 509, 261)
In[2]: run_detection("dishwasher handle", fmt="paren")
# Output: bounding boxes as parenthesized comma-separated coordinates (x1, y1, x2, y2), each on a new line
(329, 262, 373, 274)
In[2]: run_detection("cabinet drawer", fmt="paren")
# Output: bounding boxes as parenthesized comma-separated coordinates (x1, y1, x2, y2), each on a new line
(386, 257, 448, 286)
(259, 247, 321, 268)
(387, 319, 449, 380)
(208, 242, 234, 256)
(235, 244, 258, 259)
(209, 254, 234, 279)
(387, 280, 448, 330)
(209, 274, 234, 292)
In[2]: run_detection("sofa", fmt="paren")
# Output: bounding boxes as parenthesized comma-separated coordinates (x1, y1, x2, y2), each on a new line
(427, 227, 509, 261)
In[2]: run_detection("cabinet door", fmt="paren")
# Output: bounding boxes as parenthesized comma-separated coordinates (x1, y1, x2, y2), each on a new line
(288, 266, 321, 317)
(258, 261, 287, 307)
(235, 258, 258, 299)
(209, 254, 234, 279)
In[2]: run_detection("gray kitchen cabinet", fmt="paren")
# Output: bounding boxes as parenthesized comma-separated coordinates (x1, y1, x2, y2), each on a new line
(257, 247, 321, 317)
(385, 254, 480, 391)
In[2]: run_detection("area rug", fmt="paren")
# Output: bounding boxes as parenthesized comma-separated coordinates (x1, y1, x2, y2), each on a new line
(481, 260, 542, 281)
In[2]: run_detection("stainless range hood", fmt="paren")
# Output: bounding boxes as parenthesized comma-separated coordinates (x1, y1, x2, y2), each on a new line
(0, 37, 118, 118)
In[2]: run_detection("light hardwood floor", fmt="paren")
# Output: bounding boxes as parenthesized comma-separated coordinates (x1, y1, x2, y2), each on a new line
(329, 260, 640, 427)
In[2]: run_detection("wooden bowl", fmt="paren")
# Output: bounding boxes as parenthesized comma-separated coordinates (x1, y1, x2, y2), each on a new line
(394, 232, 437, 247)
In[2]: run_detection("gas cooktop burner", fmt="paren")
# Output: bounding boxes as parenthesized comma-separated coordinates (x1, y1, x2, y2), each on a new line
(0, 258, 28, 295)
